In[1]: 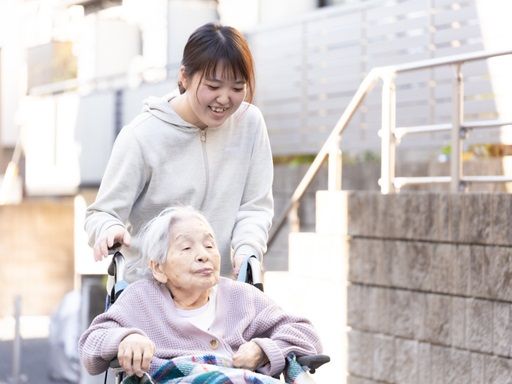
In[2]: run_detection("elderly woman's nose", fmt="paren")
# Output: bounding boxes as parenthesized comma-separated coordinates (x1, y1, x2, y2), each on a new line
(195, 247, 210, 262)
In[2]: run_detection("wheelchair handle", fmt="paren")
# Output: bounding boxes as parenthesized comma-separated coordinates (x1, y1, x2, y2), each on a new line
(105, 251, 128, 308)
(108, 242, 122, 255)
(296, 354, 330, 374)
(237, 256, 264, 291)
(248, 257, 262, 285)
(108, 252, 126, 282)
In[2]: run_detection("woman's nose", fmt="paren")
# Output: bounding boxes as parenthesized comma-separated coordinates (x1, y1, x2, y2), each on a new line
(216, 90, 230, 104)
(196, 248, 209, 262)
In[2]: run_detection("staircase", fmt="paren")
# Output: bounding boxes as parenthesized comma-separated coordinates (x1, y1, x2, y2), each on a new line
(263, 48, 512, 384)
(265, 191, 348, 383)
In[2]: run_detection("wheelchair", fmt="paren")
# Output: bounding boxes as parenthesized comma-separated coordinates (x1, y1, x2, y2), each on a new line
(103, 247, 330, 384)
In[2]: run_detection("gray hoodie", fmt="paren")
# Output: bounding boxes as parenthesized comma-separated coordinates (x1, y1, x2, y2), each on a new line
(84, 95, 274, 275)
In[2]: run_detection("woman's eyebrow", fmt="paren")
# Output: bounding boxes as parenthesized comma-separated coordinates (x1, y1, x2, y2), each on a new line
(174, 232, 214, 240)
(204, 76, 245, 84)
(198, 231, 213, 240)
(174, 233, 190, 241)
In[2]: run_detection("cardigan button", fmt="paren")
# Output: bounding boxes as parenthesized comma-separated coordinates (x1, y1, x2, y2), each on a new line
(209, 339, 219, 349)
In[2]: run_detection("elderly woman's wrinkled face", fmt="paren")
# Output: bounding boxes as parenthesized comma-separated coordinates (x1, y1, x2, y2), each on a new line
(154, 214, 220, 294)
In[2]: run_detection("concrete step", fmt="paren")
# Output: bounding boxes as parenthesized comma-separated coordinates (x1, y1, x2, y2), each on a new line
(315, 190, 348, 235)
(265, 269, 346, 383)
(264, 230, 348, 382)
(289, 231, 347, 280)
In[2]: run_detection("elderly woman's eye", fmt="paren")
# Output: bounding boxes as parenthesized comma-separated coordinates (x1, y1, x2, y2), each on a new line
(182, 247, 191, 251)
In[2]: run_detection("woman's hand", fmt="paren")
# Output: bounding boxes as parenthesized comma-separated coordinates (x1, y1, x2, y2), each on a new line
(117, 333, 155, 377)
(232, 341, 268, 371)
(232, 254, 246, 278)
(93, 225, 131, 261)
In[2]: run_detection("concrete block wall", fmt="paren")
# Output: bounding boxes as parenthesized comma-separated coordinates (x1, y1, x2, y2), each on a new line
(346, 191, 512, 384)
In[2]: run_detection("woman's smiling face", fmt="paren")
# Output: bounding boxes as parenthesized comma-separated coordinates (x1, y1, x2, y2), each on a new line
(181, 61, 247, 128)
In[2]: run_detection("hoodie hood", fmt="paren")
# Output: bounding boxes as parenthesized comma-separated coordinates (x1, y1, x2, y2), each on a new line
(143, 92, 199, 130)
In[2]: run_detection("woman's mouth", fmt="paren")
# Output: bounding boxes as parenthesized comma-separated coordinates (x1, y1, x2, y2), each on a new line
(195, 268, 214, 275)
(209, 106, 229, 114)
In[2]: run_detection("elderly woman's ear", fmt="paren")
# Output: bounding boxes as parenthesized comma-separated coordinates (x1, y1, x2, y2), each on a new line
(150, 261, 168, 283)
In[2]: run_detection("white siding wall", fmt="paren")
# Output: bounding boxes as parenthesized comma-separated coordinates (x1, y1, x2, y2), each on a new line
(76, 92, 117, 185)
(248, 0, 509, 156)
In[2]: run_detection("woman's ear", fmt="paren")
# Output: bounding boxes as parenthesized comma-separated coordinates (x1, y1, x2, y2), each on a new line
(178, 66, 188, 90)
(150, 260, 168, 284)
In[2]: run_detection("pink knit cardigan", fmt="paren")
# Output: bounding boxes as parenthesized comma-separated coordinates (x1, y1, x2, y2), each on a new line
(79, 277, 322, 377)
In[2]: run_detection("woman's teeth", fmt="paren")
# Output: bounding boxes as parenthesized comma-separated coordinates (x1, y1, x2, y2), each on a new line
(210, 106, 227, 113)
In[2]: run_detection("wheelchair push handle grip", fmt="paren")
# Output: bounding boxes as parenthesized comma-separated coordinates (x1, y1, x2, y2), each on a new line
(107, 249, 126, 283)
(248, 257, 262, 285)
(296, 354, 330, 374)
(108, 242, 123, 255)
(238, 255, 264, 292)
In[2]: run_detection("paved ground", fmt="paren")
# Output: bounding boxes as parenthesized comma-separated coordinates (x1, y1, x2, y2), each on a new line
(0, 337, 57, 384)
(0, 315, 80, 384)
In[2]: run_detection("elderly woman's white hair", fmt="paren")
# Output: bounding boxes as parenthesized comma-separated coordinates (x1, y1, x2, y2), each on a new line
(132, 206, 215, 278)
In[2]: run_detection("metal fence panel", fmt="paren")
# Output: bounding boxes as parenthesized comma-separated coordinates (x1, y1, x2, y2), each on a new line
(248, 0, 500, 157)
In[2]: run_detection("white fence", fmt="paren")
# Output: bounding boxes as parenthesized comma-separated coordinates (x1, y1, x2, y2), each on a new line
(248, 0, 510, 156)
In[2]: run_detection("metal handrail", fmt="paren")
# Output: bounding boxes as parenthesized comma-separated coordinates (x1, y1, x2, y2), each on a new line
(385, 48, 512, 73)
(394, 119, 512, 142)
(267, 68, 382, 246)
(380, 48, 512, 193)
(268, 48, 512, 247)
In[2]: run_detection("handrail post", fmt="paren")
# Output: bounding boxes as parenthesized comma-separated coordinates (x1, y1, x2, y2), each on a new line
(288, 201, 300, 232)
(380, 72, 397, 194)
(451, 63, 464, 192)
(328, 137, 342, 191)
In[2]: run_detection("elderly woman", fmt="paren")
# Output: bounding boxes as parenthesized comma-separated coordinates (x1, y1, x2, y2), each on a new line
(79, 207, 322, 383)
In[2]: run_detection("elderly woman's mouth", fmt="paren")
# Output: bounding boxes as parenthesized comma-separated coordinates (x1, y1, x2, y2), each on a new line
(195, 267, 214, 275)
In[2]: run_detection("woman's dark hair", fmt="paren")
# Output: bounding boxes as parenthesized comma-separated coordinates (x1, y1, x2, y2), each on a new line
(178, 22, 255, 103)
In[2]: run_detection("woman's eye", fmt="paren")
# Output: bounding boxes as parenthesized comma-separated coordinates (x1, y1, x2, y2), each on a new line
(207, 85, 219, 90)
(233, 88, 245, 92)
(182, 247, 191, 251)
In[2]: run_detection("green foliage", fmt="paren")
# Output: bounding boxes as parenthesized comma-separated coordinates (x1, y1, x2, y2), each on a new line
(273, 150, 380, 166)
(273, 154, 316, 166)
(440, 145, 451, 156)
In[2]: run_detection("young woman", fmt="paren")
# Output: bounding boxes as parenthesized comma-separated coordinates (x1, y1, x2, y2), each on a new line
(85, 23, 274, 277)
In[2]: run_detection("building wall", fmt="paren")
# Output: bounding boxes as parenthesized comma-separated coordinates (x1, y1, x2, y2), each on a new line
(0, 199, 74, 317)
(167, 0, 219, 64)
(346, 191, 512, 383)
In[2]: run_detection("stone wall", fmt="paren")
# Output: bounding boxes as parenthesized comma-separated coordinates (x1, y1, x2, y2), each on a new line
(0, 198, 74, 317)
(346, 191, 512, 384)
